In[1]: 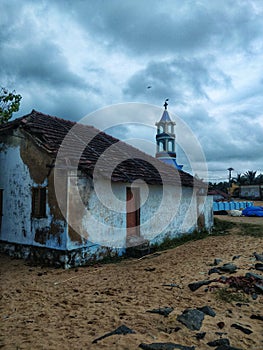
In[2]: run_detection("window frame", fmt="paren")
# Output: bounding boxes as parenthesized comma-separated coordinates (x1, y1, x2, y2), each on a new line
(31, 186, 47, 219)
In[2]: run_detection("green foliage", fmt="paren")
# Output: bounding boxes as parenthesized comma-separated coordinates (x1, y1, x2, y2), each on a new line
(209, 170, 263, 189)
(235, 223, 263, 238)
(209, 181, 228, 193)
(213, 217, 263, 238)
(215, 287, 249, 303)
(242, 170, 257, 185)
(232, 170, 263, 185)
(212, 217, 236, 234)
(150, 229, 209, 253)
(0, 87, 22, 124)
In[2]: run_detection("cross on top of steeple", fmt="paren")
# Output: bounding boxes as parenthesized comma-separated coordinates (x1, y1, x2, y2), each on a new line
(163, 98, 169, 110)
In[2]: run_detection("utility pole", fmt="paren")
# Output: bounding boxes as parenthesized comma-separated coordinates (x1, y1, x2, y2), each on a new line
(227, 167, 234, 198)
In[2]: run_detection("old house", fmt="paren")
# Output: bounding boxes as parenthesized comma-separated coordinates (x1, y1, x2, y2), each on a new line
(240, 185, 263, 200)
(0, 109, 213, 267)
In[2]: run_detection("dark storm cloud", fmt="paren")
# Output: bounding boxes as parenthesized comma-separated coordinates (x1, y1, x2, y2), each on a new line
(124, 57, 230, 103)
(0, 0, 262, 178)
(0, 41, 88, 90)
(172, 99, 263, 173)
(57, 0, 263, 55)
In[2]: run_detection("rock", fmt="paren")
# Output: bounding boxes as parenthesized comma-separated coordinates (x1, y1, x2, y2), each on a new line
(255, 263, 263, 271)
(245, 272, 263, 281)
(92, 324, 135, 343)
(214, 258, 223, 266)
(235, 303, 249, 307)
(188, 280, 214, 291)
(231, 323, 253, 334)
(162, 283, 180, 288)
(139, 343, 195, 350)
(215, 332, 228, 337)
(163, 326, 181, 334)
(232, 255, 241, 261)
(208, 267, 222, 275)
(214, 346, 242, 350)
(250, 314, 263, 321)
(217, 321, 225, 329)
(254, 252, 263, 262)
(195, 332, 206, 340)
(219, 263, 237, 273)
(147, 307, 174, 317)
(207, 338, 230, 347)
(197, 306, 216, 317)
(177, 309, 205, 331)
(254, 284, 263, 294)
(219, 276, 227, 282)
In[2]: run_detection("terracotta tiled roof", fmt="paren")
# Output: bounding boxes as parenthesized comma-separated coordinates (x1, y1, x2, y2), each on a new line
(208, 189, 229, 198)
(0, 110, 201, 187)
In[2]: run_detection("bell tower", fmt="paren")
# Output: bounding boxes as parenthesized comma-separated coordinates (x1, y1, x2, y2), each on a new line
(155, 100, 183, 170)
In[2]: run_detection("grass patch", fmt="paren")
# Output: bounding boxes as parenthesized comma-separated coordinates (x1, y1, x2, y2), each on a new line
(212, 217, 236, 234)
(90, 217, 262, 266)
(213, 218, 263, 238)
(215, 287, 249, 303)
(150, 217, 262, 255)
(237, 223, 263, 238)
(150, 230, 209, 253)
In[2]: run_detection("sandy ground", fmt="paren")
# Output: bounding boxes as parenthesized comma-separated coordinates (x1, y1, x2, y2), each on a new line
(214, 215, 263, 226)
(1, 220, 263, 350)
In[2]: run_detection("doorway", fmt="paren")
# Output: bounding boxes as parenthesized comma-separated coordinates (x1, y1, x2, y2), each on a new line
(126, 187, 140, 240)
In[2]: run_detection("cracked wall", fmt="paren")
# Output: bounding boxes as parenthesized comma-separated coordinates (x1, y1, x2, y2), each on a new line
(0, 131, 67, 249)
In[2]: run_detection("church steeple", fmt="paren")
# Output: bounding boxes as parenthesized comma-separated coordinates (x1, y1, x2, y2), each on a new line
(155, 100, 183, 170)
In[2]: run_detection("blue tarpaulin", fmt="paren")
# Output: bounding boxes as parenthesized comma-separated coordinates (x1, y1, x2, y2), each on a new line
(242, 206, 263, 217)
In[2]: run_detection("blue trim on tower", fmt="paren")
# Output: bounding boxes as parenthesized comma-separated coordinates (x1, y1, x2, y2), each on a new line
(158, 157, 183, 170)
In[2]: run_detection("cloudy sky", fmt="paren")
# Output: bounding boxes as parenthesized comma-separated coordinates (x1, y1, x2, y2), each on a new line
(1, 0, 262, 182)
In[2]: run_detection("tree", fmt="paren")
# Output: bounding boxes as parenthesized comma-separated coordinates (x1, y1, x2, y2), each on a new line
(232, 173, 246, 185)
(255, 173, 263, 185)
(243, 170, 257, 185)
(208, 181, 229, 193)
(0, 87, 22, 124)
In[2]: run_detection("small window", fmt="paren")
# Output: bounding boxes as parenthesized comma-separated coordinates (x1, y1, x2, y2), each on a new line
(32, 187, 47, 218)
(158, 141, 164, 152)
(168, 140, 174, 152)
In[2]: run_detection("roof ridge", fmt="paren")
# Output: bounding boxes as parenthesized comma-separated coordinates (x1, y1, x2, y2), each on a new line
(0, 110, 200, 187)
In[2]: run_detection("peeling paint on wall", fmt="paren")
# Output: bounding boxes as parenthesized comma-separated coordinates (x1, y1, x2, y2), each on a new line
(0, 130, 214, 268)
(0, 133, 67, 250)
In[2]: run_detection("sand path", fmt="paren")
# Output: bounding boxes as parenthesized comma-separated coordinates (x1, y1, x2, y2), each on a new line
(1, 226, 263, 349)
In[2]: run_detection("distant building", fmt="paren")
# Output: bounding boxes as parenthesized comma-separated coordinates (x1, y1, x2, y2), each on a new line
(239, 185, 263, 200)
(207, 189, 229, 202)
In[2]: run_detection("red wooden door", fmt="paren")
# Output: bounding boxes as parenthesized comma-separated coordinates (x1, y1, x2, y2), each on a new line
(126, 187, 140, 238)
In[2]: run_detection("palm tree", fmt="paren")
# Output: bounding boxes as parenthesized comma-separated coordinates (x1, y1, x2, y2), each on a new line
(243, 170, 257, 185)
(232, 173, 246, 185)
(255, 173, 263, 185)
